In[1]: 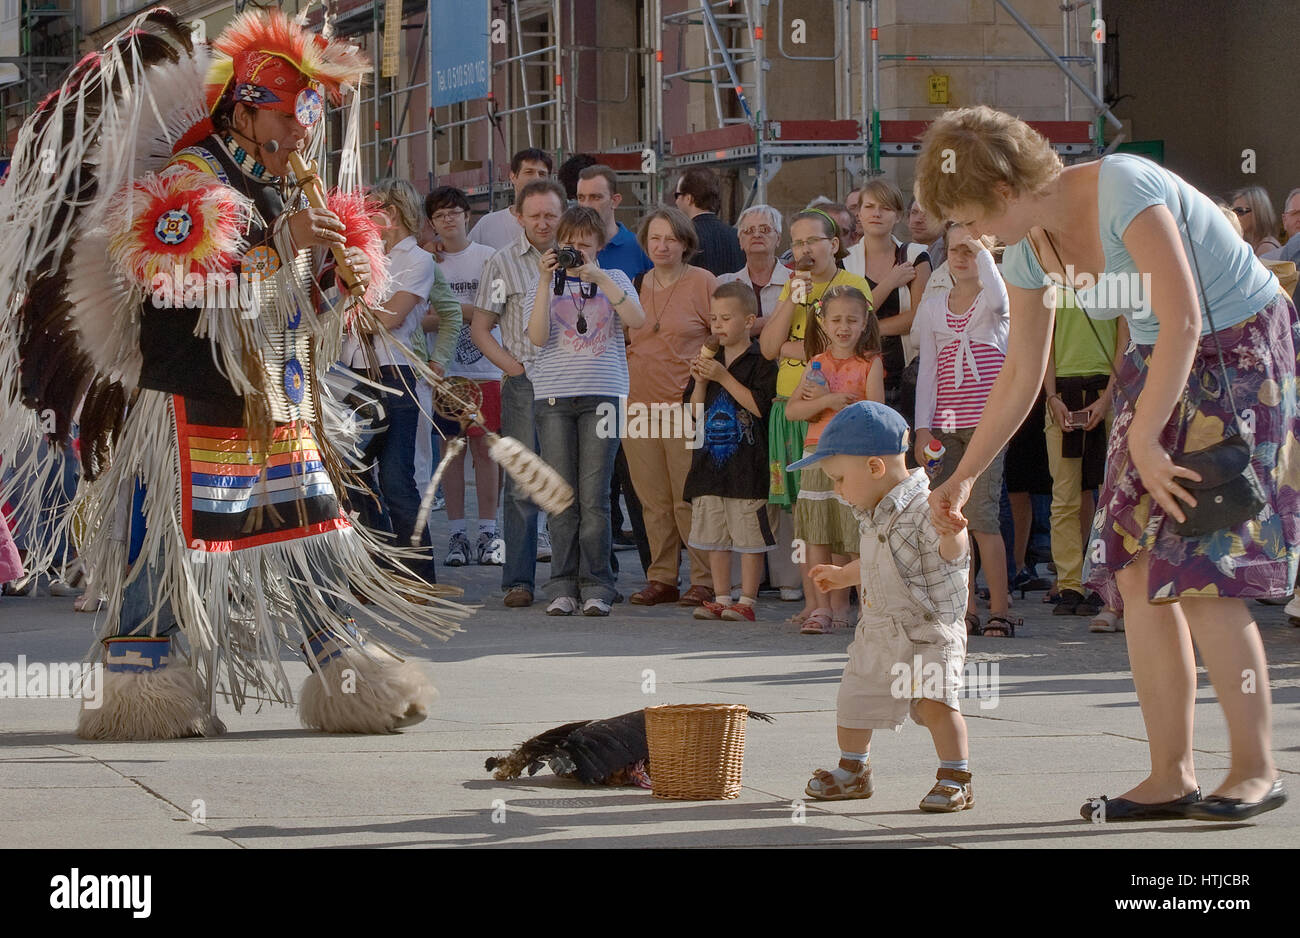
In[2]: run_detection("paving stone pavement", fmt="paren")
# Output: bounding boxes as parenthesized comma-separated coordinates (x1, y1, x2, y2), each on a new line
(1, 512, 1297, 848)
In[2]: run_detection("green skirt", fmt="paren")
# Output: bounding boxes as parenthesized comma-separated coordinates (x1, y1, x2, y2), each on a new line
(793, 445, 861, 556)
(767, 397, 807, 508)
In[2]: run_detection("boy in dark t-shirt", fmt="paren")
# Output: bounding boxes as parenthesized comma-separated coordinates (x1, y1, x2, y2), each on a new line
(683, 283, 779, 621)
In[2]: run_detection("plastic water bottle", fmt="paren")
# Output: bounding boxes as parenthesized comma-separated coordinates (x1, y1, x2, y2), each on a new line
(807, 361, 828, 390)
(923, 438, 946, 478)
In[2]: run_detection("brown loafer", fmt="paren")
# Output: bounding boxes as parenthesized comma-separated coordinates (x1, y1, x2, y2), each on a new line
(503, 587, 534, 607)
(630, 581, 679, 605)
(677, 584, 714, 607)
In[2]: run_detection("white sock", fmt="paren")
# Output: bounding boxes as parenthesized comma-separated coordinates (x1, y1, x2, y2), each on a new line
(449, 520, 467, 536)
(478, 520, 496, 536)
(829, 750, 869, 784)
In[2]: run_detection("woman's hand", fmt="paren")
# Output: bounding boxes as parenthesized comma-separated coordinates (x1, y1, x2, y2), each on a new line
(1128, 434, 1201, 523)
(810, 563, 854, 592)
(1081, 392, 1111, 431)
(690, 356, 726, 383)
(538, 248, 559, 275)
(877, 260, 916, 296)
(1047, 394, 1072, 430)
(929, 474, 973, 536)
(289, 206, 347, 250)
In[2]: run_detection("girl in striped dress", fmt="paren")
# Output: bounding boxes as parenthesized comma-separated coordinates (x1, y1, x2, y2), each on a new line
(913, 226, 1016, 637)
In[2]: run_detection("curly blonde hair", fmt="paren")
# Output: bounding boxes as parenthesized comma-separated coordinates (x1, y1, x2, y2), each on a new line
(914, 106, 1062, 221)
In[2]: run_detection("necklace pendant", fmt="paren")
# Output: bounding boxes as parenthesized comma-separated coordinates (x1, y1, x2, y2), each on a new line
(653, 322, 660, 333)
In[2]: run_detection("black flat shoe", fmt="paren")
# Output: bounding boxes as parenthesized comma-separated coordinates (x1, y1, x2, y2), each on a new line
(1185, 780, 1286, 821)
(1079, 788, 1202, 822)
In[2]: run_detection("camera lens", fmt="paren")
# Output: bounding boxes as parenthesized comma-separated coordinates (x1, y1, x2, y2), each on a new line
(557, 246, 583, 269)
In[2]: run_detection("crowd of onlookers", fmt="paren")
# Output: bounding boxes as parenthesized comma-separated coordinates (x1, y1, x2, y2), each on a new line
(4, 148, 1298, 636)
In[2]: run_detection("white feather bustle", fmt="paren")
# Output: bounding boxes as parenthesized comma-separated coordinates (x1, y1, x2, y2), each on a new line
(299, 648, 435, 734)
(76, 665, 226, 741)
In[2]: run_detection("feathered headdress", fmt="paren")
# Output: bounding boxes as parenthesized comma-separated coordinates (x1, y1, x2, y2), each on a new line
(206, 9, 370, 117)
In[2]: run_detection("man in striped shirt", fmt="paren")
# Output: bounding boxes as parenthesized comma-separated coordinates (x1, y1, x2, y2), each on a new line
(471, 178, 566, 607)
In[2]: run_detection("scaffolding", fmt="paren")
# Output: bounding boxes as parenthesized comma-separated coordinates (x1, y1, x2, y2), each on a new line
(654, 0, 1123, 210)
(0, 1, 78, 156)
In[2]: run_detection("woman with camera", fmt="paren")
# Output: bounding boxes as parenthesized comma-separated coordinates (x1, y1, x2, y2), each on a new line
(528, 206, 645, 616)
(917, 106, 1295, 822)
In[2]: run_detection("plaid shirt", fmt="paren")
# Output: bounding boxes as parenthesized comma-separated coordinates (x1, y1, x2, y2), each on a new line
(474, 232, 546, 371)
(853, 468, 969, 624)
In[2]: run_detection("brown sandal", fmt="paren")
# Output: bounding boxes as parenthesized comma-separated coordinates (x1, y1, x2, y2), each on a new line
(919, 768, 974, 812)
(805, 759, 873, 801)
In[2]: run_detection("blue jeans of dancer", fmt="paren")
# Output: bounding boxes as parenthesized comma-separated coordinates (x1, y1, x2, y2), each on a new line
(357, 365, 436, 583)
(535, 395, 619, 603)
(500, 372, 539, 593)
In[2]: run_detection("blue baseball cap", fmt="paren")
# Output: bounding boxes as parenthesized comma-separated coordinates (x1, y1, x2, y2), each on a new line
(786, 401, 910, 471)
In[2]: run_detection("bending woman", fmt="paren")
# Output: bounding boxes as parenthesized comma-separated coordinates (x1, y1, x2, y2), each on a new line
(916, 105, 1294, 822)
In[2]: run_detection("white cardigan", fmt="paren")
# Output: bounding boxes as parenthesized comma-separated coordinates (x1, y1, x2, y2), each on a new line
(912, 248, 1010, 431)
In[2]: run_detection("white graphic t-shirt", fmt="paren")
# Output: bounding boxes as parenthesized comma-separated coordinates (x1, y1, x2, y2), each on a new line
(437, 241, 503, 380)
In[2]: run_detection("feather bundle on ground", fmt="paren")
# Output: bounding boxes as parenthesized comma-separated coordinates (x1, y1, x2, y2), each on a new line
(485, 708, 774, 788)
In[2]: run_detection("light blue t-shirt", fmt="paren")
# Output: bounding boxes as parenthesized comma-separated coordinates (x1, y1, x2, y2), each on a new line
(1001, 154, 1279, 345)
(528, 267, 636, 400)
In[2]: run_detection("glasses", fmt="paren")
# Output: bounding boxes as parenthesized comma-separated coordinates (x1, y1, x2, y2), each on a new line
(1232, 206, 1252, 216)
(790, 236, 831, 250)
(430, 209, 464, 222)
(739, 225, 774, 236)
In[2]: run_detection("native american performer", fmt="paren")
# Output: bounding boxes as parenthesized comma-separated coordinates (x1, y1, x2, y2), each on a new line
(0, 8, 473, 739)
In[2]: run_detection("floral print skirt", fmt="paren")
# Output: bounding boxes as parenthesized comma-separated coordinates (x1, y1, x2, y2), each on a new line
(1085, 290, 1300, 607)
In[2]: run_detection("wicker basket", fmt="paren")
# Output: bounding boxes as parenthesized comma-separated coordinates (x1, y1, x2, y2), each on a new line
(645, 703, 749, 800)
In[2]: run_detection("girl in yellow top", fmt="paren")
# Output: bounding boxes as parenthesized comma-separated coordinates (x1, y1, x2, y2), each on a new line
(760, 209, 872, 623)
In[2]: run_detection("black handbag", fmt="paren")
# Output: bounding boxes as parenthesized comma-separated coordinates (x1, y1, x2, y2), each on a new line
(1041, 187, 1266, 538)
(1167, 431, 1265, 537)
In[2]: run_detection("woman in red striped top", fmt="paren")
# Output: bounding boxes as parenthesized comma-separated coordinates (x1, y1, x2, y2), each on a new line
(913, 225, 1016, 637)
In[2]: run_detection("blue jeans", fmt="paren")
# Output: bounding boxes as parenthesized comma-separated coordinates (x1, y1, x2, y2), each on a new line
(535, 394, 619, 603)
(500, 373, 539, 592)
(358, 365, 435, 582)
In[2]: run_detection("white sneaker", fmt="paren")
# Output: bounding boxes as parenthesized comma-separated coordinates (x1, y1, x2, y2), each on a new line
(582, 598, 611, 617)
(779, 587, 804, 602)
(536, 530, 552, 562)
(1286, 595, 1300, 622)
(477, 532, 505, 565)
(546, 596, 578, 616)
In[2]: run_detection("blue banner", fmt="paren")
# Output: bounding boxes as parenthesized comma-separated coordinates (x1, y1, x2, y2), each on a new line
(429, 0, 490, 108)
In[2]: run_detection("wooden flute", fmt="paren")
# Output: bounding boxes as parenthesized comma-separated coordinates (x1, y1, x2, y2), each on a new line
(287, 150, 365, 297)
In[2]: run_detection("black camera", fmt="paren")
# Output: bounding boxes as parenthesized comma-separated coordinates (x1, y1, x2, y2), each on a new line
(552, 245, 597, 298)
(555, 245, 585, 269)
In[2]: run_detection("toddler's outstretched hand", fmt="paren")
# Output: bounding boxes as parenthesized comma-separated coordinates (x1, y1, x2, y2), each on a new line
(811, 563, 851, 592)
